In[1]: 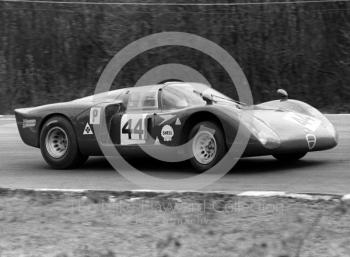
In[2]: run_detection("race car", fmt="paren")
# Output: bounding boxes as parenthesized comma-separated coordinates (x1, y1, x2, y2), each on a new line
(15, 82, 338, 171)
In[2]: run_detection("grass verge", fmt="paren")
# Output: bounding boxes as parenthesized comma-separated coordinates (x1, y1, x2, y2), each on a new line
(0, 190, 349, 257)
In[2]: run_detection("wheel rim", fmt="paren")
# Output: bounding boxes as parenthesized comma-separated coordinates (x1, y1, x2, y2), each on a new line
(45, 126, 69, 159)
(192, 130, 217, 165)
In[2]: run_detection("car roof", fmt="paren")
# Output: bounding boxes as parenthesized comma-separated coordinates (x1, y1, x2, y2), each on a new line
(125, 82, 201, 93)
(128, 82, 208, 91)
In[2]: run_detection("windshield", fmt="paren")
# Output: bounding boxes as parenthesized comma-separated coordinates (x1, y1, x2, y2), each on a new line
(161, 84, 206, 110)
(201, 88, 232, 101)
(161, 83, 234, 110)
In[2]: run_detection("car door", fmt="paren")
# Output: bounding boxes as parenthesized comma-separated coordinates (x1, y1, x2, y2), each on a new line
(150, 86, 190, 146)
(109, 87, 160, 146)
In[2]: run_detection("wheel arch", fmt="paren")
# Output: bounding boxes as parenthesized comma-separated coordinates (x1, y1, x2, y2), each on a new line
(38, 113, 76, 147)
(181, 111, 230, 148)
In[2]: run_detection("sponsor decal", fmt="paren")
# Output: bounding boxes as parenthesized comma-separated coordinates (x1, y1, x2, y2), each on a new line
(161, 125, 174, 141)
(90, 107, 101, 125)
(154, 137, 160, 145)
(175, 118, 181, 125)
(306, 133, 316, 150)
(22, 119, 36, 128)
(83, 123, 93, 135)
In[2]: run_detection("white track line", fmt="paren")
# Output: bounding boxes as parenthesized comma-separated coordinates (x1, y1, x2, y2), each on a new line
(238, 191, 335, 200)
(0, 118, 15, 121)
(2, 188, 348, 201)
(341, 194, 350, 201)
(24, 188, 87, 192)
(238, 191, 286, 197)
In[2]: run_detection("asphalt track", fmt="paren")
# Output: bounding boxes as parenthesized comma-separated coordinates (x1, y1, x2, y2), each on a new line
(0, 115, 349, 194)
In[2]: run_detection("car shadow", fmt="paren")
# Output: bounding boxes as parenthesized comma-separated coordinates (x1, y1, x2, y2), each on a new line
(78, 153, 330, 178)
(230, 157, 330, 174)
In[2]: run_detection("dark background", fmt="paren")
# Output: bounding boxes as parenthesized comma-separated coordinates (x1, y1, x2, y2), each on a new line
(0, 0, 349, 113)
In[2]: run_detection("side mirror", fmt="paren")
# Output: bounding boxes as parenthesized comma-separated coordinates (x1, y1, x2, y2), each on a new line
(201, 91, 214, 105)
(277, 89, 288, 101)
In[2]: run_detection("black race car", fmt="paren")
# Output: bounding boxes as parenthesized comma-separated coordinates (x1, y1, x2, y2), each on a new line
(15, 82, 338, 171)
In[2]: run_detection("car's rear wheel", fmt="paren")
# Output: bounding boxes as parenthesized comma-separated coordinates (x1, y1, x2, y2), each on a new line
(189, 121, 226, 172)
(273, 152, 307, 162)
(40, 116, 88, 169)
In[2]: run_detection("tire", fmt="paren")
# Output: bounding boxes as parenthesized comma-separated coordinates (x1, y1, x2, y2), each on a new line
(273, 152, 307, 162)
(188, 121, 226, 172)
(40, 116, 88, 169)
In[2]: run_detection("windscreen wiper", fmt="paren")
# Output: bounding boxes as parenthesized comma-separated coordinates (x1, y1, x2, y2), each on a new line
(193, 89, 247, 107)
(210, 94, 247, 106)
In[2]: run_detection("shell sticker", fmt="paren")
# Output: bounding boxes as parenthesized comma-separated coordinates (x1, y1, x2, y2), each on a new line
(161, 125, 174, 141)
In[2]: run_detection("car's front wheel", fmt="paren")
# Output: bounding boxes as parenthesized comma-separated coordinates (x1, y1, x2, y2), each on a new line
(273, 152, 307, 162)
(40, 116, 88, 169)
(189, 121, 226, 172)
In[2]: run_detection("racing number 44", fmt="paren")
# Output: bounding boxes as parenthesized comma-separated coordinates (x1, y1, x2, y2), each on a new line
(120, 114, 148, 145)
(122, 118, 144, 140)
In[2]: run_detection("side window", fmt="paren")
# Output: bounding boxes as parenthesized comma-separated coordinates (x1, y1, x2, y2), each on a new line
(126, 89, 158, 111)
(142, 93, 157, 109)
(127, 92, 141, 109)
(161, 88, 189, 110)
